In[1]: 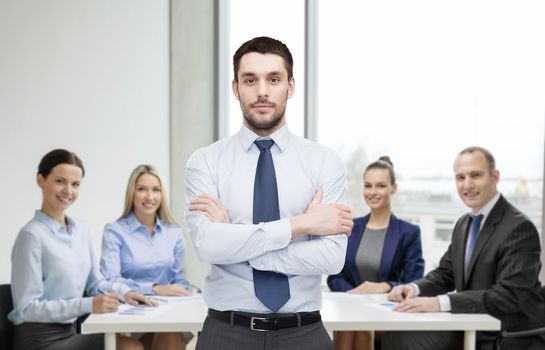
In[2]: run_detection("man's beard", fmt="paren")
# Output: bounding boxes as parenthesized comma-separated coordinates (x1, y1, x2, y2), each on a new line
(241, 98, 287, 133)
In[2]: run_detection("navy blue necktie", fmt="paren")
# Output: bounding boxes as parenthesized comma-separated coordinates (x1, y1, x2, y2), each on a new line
(465, 214, 483, 273)
(252, 139, 290, 312)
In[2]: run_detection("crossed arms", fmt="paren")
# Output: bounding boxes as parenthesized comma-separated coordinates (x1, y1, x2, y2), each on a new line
(184, 147, 353, 276)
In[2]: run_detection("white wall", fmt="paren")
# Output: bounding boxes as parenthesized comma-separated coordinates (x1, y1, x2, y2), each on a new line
(0, 1, 170, 283)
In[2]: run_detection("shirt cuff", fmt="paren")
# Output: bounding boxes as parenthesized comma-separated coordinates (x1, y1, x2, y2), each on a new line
(259, 218, 292, 250)
(138, 282, 154, 295)
(111, 282, 132, 296)
(409, 283, 420, 296)
(438, 294, 451, 312)
(81, 296, 94, 314)
(248, 219, 292, 271)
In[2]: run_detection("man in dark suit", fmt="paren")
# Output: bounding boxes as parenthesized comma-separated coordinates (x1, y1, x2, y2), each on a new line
(382, 146, 545, 350)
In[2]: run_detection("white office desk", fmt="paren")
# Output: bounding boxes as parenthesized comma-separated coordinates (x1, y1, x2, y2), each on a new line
(321, 292, 500, 349)
(82, 292, 500, 350)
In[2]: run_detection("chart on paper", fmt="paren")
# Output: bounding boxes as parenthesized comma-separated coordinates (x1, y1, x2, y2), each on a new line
(114, 303, 172, 317)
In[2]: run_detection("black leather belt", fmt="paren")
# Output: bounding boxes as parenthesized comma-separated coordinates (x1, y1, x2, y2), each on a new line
(208, 309, 321, 331)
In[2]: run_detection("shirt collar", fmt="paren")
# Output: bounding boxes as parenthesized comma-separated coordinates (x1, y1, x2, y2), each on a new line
(34, 209, 76, 234)
(127, 211, 163, 234)
(238, 123, 290, 152)
(470, 191, 501, 226)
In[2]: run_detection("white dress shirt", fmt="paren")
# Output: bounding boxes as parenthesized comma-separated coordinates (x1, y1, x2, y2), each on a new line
(185, 124, 348, 313)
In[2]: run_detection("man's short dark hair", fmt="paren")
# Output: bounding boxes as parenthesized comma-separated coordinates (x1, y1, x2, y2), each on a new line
(233, 36, 293, 82)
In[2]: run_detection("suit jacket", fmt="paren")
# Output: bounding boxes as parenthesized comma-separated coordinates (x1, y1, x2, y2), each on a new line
(328, 214, 424, 292)
(415, 194, 545, 346)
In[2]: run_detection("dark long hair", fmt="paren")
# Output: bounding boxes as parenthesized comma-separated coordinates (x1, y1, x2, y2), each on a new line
(37, 149, 85, 178)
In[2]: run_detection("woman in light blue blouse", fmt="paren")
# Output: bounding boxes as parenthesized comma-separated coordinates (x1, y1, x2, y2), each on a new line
(100, 164, 191, 350)
(9, 149, 152, 350)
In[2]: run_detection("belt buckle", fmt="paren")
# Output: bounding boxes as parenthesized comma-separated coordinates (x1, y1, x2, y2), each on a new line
(250, 316, 270, 331)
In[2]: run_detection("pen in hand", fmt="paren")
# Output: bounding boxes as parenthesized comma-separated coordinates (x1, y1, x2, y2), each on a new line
(98, 288, 126, 304)
(92, 288, 126, 314)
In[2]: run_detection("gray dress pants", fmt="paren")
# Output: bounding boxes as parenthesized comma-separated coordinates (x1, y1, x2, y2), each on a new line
(196, 315, 333, 350)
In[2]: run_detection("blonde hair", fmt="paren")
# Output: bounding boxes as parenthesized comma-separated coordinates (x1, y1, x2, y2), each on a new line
(120, 164, 176, 225)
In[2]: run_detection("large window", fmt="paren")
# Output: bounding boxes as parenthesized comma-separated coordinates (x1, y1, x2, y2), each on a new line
(225, 1, 545, 272)
(318, 1, 545, 270)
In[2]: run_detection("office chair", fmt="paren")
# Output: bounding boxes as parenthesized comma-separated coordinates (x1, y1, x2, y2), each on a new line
(495, 286, 545, 350)
(0, 284, 14, 350)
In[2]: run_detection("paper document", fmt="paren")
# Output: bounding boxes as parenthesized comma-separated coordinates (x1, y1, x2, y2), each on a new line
(366, 301, 399, 312)
(113, 303, 171, 317)
(323, 292, 387, 303)
(150, 294, 204, 303)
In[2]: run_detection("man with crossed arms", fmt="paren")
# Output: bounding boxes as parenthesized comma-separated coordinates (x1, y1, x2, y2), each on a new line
(185, 36, 352, 350)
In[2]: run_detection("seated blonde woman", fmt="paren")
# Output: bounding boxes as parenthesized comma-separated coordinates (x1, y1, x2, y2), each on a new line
(101, 165, 192, 350)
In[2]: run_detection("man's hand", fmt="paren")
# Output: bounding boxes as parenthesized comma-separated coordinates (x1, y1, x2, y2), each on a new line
(189, 194, 230, 223)
(123, 291, 158, 306)
(387, 284, 416, 302)
(290, 188, 353, 239)
(152, 284, 192, 296)
(393, 297, 440, 313)
(348, 281, 391, 294)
